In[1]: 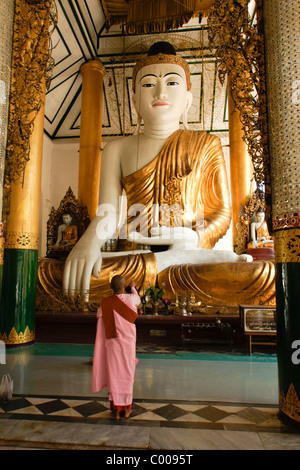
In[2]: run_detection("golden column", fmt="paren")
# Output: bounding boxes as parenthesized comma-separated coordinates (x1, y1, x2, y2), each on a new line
(228, 84, 253, 251)
(264, 0, 300, 424)
(5, 82, 45, 251)
(1, 84, 46, 345)
(78, 59, 106, 220)
(0, 82, 46, 346)
(0, 0, 55, 346)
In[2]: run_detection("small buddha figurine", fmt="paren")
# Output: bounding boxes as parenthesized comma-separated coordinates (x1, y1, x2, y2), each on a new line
(248, 210, 274, 249)
(54, 213, 78, 251)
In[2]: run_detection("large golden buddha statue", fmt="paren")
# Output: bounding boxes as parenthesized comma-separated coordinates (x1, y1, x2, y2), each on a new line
(37, 42, 275, 310)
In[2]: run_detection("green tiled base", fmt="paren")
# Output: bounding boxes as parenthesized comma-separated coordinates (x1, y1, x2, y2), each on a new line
(276, 262, 300, 423)
(0, 249, 37, 345)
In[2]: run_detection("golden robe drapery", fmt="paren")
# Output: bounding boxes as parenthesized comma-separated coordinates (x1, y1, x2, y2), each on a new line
(121, 130, 231, 249)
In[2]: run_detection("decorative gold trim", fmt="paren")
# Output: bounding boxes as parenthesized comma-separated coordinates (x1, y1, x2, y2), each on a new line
(0, 222, 5, 264)
(4, 0, 57, 190)
(279, 383, 300, 423)
(132, 53, 192, 92)
(274, 229, 300, 263)
(101, 0, 215, 34)
(207, 0, 271, 209)
(5, 231, 39, 250)
(80, 59, 106, 77)
(273, 212, 300, 231)
(0, 326, 35, 344)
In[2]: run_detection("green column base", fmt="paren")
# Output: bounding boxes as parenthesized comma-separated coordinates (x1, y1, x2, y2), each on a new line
(276, 262, 300, 423)
(0, 264, 3, 301)
(0, 248, 38, 347)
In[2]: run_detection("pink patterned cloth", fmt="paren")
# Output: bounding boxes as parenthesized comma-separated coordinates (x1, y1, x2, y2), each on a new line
(91, 288, 140, 406)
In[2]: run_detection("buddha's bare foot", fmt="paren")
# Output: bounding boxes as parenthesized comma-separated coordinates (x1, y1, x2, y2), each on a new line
(239, 254, 253, 262)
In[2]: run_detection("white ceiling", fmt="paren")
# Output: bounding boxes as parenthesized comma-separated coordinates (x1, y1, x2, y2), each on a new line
(44, 0, 232, 142)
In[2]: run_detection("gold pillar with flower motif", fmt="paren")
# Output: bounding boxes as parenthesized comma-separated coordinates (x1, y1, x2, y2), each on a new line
(78, 59, 106, 220)
(228, 82, 253, 251)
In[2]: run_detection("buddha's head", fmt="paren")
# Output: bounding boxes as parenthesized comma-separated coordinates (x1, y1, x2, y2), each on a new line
(132, 42, 193, 130)
(255, 210, 265, 224)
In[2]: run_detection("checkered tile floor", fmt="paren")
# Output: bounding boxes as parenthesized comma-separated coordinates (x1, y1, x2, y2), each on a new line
(0, 395, 289, 433)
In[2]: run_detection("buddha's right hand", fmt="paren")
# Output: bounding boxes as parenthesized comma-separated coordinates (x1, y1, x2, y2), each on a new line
(63, 236, 102, 300)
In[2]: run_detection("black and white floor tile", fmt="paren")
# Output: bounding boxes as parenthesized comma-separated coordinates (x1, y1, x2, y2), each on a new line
(0, 394, 292, 434)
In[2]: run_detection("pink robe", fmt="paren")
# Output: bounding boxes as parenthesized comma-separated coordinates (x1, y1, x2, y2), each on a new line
(91, 287, 140, 407)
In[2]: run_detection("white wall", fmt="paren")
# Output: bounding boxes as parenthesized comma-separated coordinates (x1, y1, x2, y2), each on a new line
(39, 134, 53, 257)
(213, 135, 232, 251)
(39, 136, 79, 257)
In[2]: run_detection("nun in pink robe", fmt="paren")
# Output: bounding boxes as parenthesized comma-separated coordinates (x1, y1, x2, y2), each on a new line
(91, 277, 141, 418)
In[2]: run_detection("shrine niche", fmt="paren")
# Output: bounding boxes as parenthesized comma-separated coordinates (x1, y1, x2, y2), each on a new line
(46, 187, 90, 259)
(235, 189, 274, 259)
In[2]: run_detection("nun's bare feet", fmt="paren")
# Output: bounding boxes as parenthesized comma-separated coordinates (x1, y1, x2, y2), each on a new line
(124, 409, 132, 419)
(111, 409, 120, 420)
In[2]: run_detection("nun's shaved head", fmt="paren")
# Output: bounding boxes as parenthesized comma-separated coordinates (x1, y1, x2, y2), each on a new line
(110, 275, 126, 293)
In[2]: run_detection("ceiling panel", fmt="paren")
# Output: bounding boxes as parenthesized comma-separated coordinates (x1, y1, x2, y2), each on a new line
(44, 1, 230, 141)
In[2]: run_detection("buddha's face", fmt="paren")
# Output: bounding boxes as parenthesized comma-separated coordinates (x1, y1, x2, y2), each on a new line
(62, 214, 72, 225)
(256, 211, 265, 223)
(133, 63, 192, 126)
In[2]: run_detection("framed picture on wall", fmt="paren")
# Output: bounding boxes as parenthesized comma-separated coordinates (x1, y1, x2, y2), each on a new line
(239, 305, 277, 334)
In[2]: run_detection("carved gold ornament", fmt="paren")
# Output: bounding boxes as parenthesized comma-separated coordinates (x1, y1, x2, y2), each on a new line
(235, 189, 266, 254)
(4, 231, 39, 250)
(4, 0, 57, 190)
(273, 212, 300, 231)
(274, 229, 300, 264)
(280, 383, 300, 423)
(132, 53, 192, 92)
(46, 187, 90, 258)
(0, 326, 35, 345)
